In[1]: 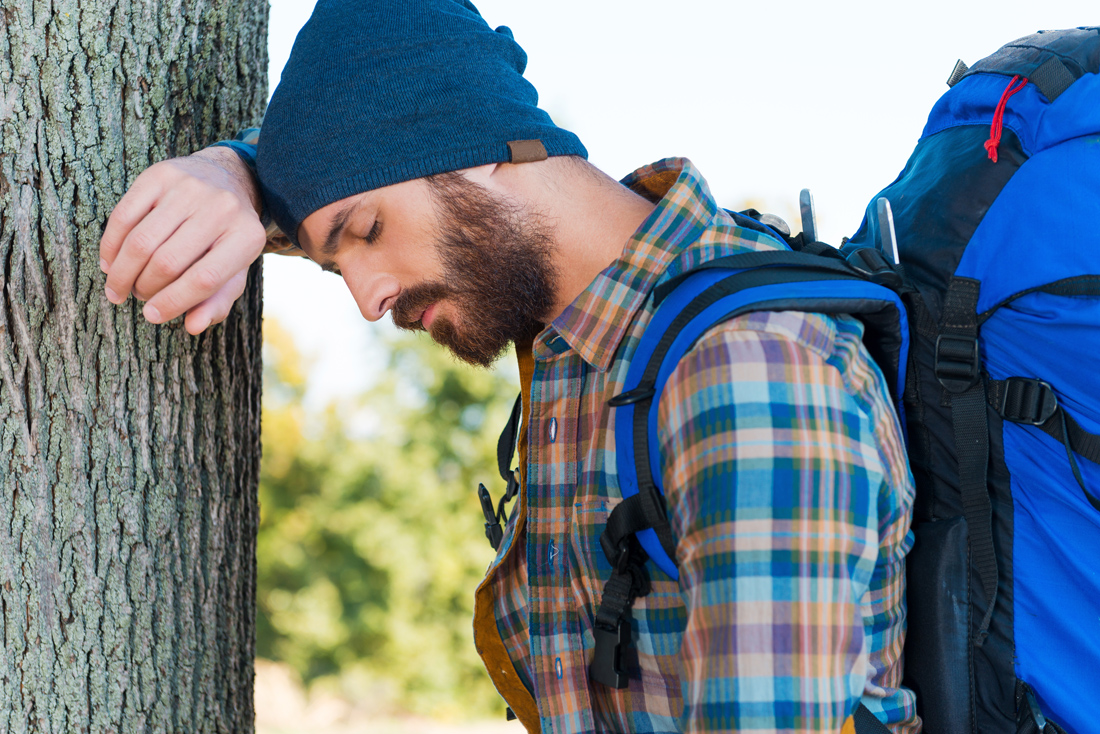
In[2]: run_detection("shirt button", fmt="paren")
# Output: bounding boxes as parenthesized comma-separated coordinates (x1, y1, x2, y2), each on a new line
(548, 417, 558, 443)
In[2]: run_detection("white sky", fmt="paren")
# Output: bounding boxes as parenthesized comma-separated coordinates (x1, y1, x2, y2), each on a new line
(262, 2, 1097, 408)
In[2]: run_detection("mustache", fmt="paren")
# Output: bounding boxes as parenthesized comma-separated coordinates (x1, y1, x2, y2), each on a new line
(391, 281, 451, 330)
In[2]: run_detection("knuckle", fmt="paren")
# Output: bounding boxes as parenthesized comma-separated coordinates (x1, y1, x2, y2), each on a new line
(150, 249, 181, 279)
(192, 266, 223, 292)
(181, 174, 214, 199)
(107, 199, 136, 231)
(241, 221, 267, 255)
(126, 229, 156, 257)
(213, 189, 242, 216)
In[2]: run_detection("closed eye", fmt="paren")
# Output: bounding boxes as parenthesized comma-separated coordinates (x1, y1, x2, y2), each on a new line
(364, 219, 383, 245)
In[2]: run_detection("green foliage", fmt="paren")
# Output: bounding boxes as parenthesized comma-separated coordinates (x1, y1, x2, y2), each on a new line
(257, 321, 518, 718)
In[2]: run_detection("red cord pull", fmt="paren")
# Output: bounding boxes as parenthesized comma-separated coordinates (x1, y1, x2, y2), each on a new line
(985, 75, 1028, 163)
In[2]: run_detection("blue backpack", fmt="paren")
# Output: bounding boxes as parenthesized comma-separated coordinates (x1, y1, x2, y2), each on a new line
(846, 27, 1100, 734)
(583, 26, 1100, 734)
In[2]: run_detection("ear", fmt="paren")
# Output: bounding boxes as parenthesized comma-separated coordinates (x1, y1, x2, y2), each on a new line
(456, 162, 501, 188)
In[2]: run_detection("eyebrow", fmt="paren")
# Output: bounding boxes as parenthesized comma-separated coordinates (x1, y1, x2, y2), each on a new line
(321, 201, 357, 260)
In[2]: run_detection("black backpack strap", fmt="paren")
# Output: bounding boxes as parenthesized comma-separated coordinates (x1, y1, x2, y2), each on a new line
(479, 393, 524, 551)
(653, 249, 856, 305)
(589, 535, 651, 689)
(936, 277, 999, 646)
(497, 392, 523, 483)
(853, 703, 892, 734)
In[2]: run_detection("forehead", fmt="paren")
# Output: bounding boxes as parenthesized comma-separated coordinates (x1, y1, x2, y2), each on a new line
(297, 175, 444, 259)
(298, 191, 374, 254)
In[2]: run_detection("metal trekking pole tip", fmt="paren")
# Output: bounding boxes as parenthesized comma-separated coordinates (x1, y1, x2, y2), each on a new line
(799, 188, 819, 244)
(876, 197, 901, 265)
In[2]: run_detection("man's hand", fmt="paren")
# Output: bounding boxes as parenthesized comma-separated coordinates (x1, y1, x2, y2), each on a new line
(99, 146, 267, 335)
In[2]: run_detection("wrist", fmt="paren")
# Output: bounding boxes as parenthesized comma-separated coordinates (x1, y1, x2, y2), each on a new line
(193, 145, 264, 219)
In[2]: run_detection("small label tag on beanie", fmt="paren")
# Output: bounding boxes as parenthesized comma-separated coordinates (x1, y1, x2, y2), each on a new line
(507, 139, 548, 163)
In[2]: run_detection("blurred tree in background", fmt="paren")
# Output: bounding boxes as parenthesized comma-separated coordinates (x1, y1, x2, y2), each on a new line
(257, 321, 518, 719)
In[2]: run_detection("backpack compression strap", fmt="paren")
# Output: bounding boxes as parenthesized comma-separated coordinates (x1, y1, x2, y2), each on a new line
(977, 275, 1100, 514)
(590, 249, 909, 691)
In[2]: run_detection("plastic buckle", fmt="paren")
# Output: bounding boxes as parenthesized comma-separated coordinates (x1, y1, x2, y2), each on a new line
(590, 620, 629, 689)
(935, 334, 981, 393)
(477, 483, 503, 551)
(999, 377, 1058, 426)
(608, 384, 656, 407)
(844, 246, 902, 289)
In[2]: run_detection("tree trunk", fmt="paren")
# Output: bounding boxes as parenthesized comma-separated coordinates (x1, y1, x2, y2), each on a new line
(0, 2, 267, 732)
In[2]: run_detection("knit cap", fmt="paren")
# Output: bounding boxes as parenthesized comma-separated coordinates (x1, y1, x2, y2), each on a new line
(257, 0, 587, 245)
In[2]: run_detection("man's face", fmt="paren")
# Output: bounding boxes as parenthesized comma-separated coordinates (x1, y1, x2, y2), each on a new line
(298, 168, 558, 367)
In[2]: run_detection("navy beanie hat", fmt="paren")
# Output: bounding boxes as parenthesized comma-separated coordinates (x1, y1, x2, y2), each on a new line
(257, 0, 588, 245)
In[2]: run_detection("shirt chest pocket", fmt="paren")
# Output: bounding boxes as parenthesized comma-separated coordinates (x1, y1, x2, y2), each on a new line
(568, 499, 616, 621)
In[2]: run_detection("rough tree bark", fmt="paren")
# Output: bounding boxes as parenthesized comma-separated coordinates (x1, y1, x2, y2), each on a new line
(0, 2, 267, 732)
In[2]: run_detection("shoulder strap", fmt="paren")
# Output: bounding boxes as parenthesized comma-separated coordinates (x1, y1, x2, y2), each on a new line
(590, 251, 909, 688)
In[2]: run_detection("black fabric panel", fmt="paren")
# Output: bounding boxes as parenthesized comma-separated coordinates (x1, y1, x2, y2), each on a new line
(845, 125, 1026, 325)
(901, 313, 1018, 734)
(846, 121, 1029, 733)
(961, 27, 1100, 98)
(904, 515, 971, 734)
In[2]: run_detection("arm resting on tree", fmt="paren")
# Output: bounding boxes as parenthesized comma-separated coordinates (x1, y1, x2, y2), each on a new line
(100, 138, 268, 334)
(208, 128, 306, 258)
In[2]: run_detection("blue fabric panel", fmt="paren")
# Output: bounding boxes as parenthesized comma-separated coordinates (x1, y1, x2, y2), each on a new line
(1002, 425, 1099, 734)
(979, 291, 1100, 734)
(923, 70, 1100, 157)
(954, 135, 1100, 314)
(615, 274, 909, 580)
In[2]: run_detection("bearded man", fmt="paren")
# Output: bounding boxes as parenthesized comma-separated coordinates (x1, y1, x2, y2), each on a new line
(99, 1, 919, 732)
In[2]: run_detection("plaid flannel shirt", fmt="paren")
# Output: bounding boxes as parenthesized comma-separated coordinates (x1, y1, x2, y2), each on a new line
(222, 130, 918, 732)
(473, 159, 918, 734)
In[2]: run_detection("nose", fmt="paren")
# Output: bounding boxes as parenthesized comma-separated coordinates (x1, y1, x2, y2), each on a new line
(344, 268, 401, 322)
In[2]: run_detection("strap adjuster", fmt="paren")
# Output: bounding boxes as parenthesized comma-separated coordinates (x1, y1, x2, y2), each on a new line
(999, 377, 1058, 426)
(935, 334, 981, 392)
(590, 620, 629, 689)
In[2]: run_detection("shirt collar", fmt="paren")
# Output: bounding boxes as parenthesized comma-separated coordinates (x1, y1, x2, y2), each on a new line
(536, 158, 720, 370)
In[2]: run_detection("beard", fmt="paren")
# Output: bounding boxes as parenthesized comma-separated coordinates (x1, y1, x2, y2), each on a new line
(389, 171, 558, 368)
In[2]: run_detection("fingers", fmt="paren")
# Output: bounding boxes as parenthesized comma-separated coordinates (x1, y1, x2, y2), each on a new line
(183, 268, 250, 335)
(103, 198, 189, 303)
(142, 220, 265, 326)
(101, 151, 266, 333)
(100, 170, 164, 273)
(131, 214, 226, 301)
